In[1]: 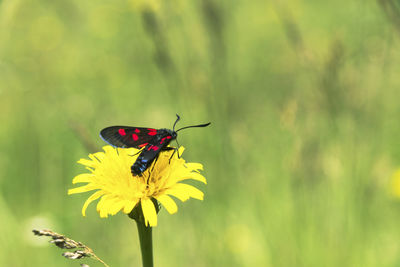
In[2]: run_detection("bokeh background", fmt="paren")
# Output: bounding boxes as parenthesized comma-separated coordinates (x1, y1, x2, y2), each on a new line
(2, 0, 400, 266)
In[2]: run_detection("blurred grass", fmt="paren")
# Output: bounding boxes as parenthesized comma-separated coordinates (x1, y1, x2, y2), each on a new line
(1, 0, 400, 266)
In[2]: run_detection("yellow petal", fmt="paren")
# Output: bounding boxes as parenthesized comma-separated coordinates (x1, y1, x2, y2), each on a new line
(68, 184, 98, 194)
(165, 183, 204, 201)
(72, 173, 94, 184)
(88, 153, 101, 164)
(156, 194, 178, 214)
(185, 172, 207, 184)
(122, 200, 138, 214)
(108, 200, 124, 215)
(185, 163, 203, 171)
(97, 195, 113, 217)
(77, 158, 96, 168)
(91, 152, 105, 161)
(84, 166, 94, 173)
(103, 145, 116, 154)
(141, 199, 157, 227)
(103, 146, 120, 163)
(177, 146, 185, 155)
(81, 190, 105, 216)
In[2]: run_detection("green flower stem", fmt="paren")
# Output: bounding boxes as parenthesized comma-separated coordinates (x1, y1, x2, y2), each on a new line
(136, 219, 154, 267)
(129, 199, 159, 267)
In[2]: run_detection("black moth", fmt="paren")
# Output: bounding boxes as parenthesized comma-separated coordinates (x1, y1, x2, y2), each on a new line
(100, 114, 210, 176)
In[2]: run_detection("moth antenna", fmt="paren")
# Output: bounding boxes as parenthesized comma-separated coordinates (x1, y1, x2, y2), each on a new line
(173, 114, 181, 132)
(176, 122, 211, 132)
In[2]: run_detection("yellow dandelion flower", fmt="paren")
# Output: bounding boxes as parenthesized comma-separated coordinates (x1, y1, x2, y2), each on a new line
(68, 146, 206, 227)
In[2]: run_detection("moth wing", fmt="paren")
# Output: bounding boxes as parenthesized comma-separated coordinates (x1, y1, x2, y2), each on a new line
(100, 126, 158, 148)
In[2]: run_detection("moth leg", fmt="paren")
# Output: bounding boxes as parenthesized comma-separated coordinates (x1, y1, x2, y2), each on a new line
(169, 150, 175, 164)
(160, 146, 175, 163)
(161, 147, 175, 151)
(174, 139, 182, 159)
(170, 147, 181, 159)
(167, 148, 182, 163)
(129, 150, 142, 157)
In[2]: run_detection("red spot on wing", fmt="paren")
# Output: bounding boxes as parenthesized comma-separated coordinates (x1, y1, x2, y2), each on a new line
(147, 129, 157, 136)
(166, 136, 171, 139)
(135, 129, 140, 133)
(132, 134, 139, 141)
(138, 143, 148, 148)
(147, 145, 160, 151)
(118, 129, 126, 136)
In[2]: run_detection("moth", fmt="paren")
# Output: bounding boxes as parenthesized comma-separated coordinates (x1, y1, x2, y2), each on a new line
(100, 115, 210, 176)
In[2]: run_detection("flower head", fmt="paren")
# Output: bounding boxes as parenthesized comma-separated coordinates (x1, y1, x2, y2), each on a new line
(68, 146, 206, 226)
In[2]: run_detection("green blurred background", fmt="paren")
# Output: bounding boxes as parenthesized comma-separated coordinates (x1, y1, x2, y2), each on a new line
(2, 0, 400, 266)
